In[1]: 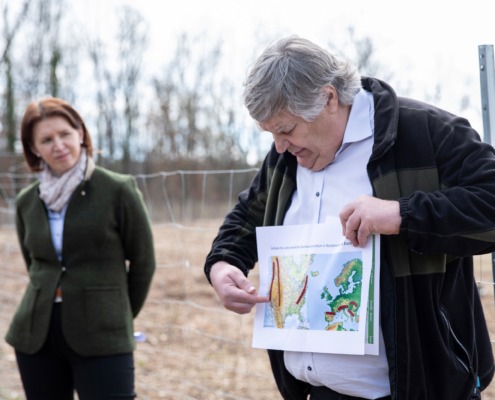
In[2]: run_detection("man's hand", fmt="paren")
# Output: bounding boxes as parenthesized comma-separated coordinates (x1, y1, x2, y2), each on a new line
(209, 261, 269, 314)
(339, 195, 401, 247)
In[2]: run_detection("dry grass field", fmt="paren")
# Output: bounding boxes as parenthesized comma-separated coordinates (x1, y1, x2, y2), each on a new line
(0, 222, 279, 400)
(1, 222, 495, 400)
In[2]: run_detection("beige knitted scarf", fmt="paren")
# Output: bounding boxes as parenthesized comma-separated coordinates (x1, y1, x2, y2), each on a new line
(38, 149, 89, 212)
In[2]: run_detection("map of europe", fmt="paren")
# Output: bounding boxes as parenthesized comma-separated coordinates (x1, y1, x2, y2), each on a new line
(264, 253, 363, 331)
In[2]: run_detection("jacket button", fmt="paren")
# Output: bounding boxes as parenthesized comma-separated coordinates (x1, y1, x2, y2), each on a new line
(307, 366, 312, 371)
(81, 190, 86, 196)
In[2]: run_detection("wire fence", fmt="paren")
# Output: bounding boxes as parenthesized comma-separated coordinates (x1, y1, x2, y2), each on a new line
(0, 168, 260, 225)
(1, 169, 495, 399)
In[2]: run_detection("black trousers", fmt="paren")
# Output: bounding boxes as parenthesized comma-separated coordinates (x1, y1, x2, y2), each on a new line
(310, 385, 392, 400)
(15, 303, 136, 400)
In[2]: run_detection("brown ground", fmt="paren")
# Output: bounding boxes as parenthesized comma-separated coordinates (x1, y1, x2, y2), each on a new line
(1, 223, 495, 399)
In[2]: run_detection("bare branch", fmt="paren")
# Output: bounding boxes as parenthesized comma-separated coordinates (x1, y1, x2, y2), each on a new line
(1, 0, 31, 64)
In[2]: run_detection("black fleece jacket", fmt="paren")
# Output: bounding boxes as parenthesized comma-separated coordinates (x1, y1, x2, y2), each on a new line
(205, 77, 495, 399)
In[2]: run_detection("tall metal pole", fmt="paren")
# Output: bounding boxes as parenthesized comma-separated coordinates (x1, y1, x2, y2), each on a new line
(478, 45, 495, 296)
(479, 45, 495, 143)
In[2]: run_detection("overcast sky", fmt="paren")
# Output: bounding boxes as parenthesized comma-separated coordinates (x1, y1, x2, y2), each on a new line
(73, 0, 495, 137)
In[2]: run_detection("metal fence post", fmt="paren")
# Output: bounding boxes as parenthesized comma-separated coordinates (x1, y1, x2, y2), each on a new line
(478, 44, 495, 297)
(479, 45, 495, 143)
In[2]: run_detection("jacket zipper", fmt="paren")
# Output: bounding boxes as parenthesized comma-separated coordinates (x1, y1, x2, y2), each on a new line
(439, 306, 474, 377)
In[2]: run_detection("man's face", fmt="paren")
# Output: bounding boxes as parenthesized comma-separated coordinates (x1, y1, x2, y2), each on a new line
(258, 88, 348, 172)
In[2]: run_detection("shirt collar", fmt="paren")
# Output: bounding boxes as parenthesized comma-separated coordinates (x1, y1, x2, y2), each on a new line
(333, 88, 373, 160)
(343, 88, 374, 145)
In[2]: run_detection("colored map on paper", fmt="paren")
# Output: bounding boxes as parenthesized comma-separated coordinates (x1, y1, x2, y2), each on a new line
(264, 253, 362, 332)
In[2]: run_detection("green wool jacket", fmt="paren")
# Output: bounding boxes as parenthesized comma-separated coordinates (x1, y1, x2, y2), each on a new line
(5, 166, 156, 357)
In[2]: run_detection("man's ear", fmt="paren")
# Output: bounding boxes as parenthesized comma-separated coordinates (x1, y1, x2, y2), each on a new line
(323, 86, 339, 112)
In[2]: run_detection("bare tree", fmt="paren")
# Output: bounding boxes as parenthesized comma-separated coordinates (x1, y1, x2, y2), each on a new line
(0, 0, 30, 64)
(147, 33, 247, 166)
(1, 42, 15, 152)
(329, 27, 392, 81)
(89, 40, 118, 164)
(15, 0, 79, 102)
(115, 6, 148, 172)
(0, 0, 31, 152)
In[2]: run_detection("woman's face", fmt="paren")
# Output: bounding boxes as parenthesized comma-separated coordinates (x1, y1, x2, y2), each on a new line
(31, 116, 84, 176)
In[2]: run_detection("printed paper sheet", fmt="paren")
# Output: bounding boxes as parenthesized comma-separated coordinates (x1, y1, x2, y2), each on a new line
(253, 220, 380, 355)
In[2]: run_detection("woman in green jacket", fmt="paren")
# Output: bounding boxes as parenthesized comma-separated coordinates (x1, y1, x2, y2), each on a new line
(5, 97, 156, 400)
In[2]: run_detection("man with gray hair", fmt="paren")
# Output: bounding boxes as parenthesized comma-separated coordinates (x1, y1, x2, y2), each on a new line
(204, 35, 495, 399)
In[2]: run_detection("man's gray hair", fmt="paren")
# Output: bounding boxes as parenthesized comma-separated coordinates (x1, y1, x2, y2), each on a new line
(243, 35, 362, 123)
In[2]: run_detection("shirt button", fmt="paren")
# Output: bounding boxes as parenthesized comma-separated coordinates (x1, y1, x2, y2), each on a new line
(315, 192, 320, 197)
(307, 366, 312, 371)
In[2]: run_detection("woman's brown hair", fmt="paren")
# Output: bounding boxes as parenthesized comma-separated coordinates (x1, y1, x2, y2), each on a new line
(21, 97, 94, 172)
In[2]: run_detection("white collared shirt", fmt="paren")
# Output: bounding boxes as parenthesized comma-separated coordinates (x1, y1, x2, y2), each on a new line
(47, 204, 68, 262)
(283, 89, 391, 399)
